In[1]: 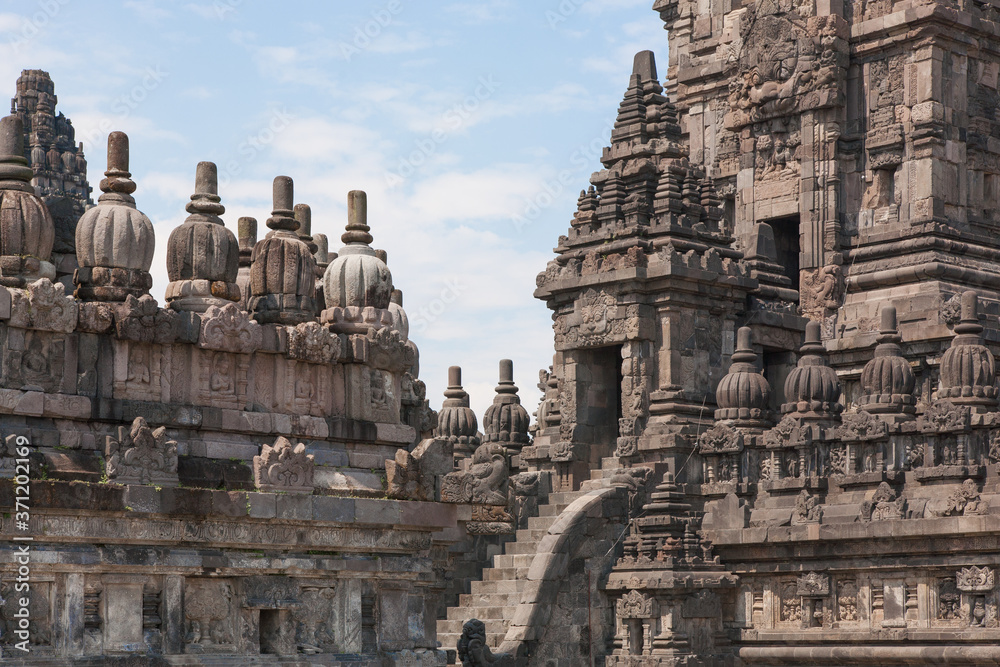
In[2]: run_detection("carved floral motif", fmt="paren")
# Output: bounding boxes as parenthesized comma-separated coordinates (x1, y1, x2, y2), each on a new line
(253, 437, 315, 493)
(105, 416, 178, 486)
(198, 302, 262, 353)
(617, 589, 657, 619)
(957, 566, 995, 592)
(288, 321, 341, 364)
(8, 278, 78, 333)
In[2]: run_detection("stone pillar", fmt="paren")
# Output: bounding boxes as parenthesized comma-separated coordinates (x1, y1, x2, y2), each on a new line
(63, 572, 85, 657)
(162, 575, 184, 654)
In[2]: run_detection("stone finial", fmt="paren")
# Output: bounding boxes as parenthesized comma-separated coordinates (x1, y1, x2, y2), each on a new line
(321, 189, 393, 320)
(0, 114, 56, 287)
(0, 115, 32, 182)
(436, 365, 480, 459)
(253, 436, 315, 494)
(248, 175, 318, 324)
(343, 189, 372, 245)
(238, 216, 257, 254)
(483, 359, 531, 452)
(632, 50, 657, 81)
(267, 175, 296, 231)
(388, 287, 409, 340)
(781, 321, 843, 421)
(100, 131, 137, 202)
(939, 291, 998, 407)
(715, 326, 772, 426)
(294, 203, 318, 255)
(859, 304, 916, 415)
(314, 233, 329, 266)
(74, 130, 154, 300)
(165, 161, 241, 312)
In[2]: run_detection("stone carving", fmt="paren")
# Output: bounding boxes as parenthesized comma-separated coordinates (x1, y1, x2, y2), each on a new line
(367, 326, 416, 372)
(939, 578, 961, 620)
(938, 292, 998, 406)
(797, 572, 830, 596)
(253, 437, 315, 494)
(918, 401, 971, 433)
(8, 278, 77, 333)
(800, 265, 843, 321)
(105, 416, 178, 486)
(860, 482, 905, 522)
(441, 442, 509, 505)
(185, 579, 234, 648)
(837, 581, 858, 621)
(792, 489, 822, 524)
(926, 479, 989, 517)
(617, 589, 657, 618)
(295, 585, 336, 654)
(458, 618, 500, 666)
(764, 415, 807, 449)
(699, 423, 744, 453)
(385, 448, 433, 502)
(838, 411, 887, 441)
(288, 321, 341, 364)
(198, 302, 262, 354)
(609, 466, 653, 492)
(580, 288, 616, 338)
(957, 566, 994, 592)
(114, 294, 178, 344)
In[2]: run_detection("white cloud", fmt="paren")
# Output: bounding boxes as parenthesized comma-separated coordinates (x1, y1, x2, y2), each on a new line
(445, 0, 513, 24)
(123, 0, 171, 22)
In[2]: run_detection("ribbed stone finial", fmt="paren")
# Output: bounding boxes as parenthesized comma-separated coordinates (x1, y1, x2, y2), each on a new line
(343, 189, 373, 245)
(267, 176, 296, 232)
(484, 359, 530, 449)
(782, 321, 843, 420)
(939, 291, 997, 406)
(165, 160, 240, 311)
(715, 326, 771, 425)
(185, 161, 224, 222)
(437, 365, 480, 458)
(859, 303, 915, 415)
(99, 131, 137, 200)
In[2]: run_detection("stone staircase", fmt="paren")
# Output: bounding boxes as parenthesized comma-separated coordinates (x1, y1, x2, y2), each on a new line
(436, 488, 589, 653)
(437, 457, 649, 658)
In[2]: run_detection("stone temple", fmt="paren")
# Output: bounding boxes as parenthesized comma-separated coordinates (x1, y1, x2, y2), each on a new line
(4, 0, 1000, 662)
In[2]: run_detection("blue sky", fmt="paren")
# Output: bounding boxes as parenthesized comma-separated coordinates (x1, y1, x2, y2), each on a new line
(0, 0, 667, 420)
